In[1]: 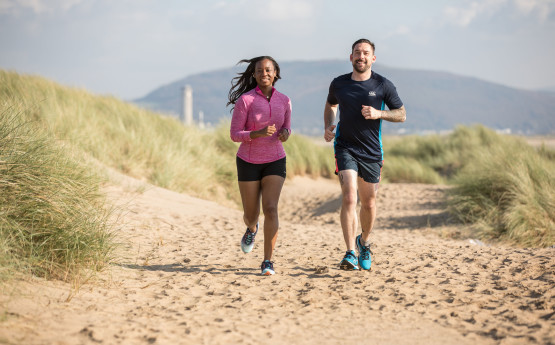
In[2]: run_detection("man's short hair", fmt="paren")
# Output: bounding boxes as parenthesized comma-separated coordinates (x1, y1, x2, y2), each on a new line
(352, 39, 375, 54)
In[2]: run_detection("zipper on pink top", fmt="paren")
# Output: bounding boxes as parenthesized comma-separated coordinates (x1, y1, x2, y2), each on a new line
(267, 96, 281, 159)
(268, 95, 272, 120)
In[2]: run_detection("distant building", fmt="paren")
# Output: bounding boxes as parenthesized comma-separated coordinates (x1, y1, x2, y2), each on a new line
(198, 111, 205, 129)
(181, 85, 193, 125)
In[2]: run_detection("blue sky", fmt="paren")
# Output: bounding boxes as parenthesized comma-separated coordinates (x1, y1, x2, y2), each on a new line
(1, 0, 554, 99)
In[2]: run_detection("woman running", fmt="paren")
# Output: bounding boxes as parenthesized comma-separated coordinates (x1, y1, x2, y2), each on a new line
(228, 56, 291, 276)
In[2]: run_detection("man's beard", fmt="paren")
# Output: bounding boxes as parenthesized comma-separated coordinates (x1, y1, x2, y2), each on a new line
(353, 59, 371, 73)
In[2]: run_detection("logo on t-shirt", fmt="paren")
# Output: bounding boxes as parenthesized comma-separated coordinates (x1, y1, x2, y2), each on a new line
(369, 91, 376, 97)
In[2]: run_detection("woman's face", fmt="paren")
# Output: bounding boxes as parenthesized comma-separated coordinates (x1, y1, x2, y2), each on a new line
(254, 59, 277, 88)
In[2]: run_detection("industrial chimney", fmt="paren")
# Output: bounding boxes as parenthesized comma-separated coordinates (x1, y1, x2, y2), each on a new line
(181, 85, 193, 125)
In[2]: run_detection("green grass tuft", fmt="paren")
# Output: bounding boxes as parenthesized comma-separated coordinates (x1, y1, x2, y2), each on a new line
(284, 135, 335, 178)
(0, 104, 115, 281)
(447, 136, 555, 247)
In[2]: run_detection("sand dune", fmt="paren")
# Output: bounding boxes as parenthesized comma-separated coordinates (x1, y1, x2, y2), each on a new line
(1, 174, 553, 345)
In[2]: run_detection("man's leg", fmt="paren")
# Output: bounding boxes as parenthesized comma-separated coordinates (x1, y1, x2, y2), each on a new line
(357, 177, 379, 245)
(338, 170, 358, 250)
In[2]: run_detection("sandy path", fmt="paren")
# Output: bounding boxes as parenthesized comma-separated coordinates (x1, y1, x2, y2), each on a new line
(1, 175, 553, 345)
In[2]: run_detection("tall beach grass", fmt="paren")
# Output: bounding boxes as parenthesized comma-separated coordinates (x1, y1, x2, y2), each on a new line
(0, 104, 115, 282)
(384, 126, 554, 247)
(382, 125, 507, 183)
(284, 134, 335, 178)
(448, 138, 555, 247)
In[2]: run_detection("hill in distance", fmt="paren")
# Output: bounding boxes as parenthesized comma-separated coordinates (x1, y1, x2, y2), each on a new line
(133, 60, 555, 136)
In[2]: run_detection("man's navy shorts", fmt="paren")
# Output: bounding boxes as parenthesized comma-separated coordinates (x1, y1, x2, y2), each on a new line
(334, 147, 382, 183)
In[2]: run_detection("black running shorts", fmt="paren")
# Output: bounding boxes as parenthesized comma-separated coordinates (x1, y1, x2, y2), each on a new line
(334, 147, 382, 183)
(236, 156, 286, 181)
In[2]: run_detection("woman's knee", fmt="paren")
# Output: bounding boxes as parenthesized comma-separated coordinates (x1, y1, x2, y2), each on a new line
(262, 203, 278, 218)
(243, 212, 259, 225)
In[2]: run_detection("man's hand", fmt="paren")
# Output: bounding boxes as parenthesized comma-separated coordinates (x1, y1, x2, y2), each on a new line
(363, 105, 406, 122)
(361, 105, 382, 120)
(324, 124, 336, 142)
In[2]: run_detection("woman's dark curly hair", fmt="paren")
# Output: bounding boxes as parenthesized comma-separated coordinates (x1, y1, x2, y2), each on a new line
(227, 56, 281, 110)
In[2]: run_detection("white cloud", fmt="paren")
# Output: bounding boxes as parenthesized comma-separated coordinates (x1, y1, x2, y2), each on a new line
(514, 0, 555, 21)
(443, 0, 555, 27)
(0, 0, 14, 14)
(387, 25, 410, 37)
(0, 0, 44, 14)
(211, 1, 227, 10)
(206, 0, 317, 37)
(0, 0, 84, 14)
(214, 0, 314, 22)
(259, 0, 313, 21)
(443, 0, 507, 27)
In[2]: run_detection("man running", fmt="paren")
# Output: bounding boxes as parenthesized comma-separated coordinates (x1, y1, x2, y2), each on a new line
(323, 38, 406, 270)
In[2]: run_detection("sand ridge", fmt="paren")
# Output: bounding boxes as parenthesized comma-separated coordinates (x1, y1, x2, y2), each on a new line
(0, 175, 553, 345)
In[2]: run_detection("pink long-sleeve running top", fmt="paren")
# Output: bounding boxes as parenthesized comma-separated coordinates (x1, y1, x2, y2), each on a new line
(230, 86, 292, 164)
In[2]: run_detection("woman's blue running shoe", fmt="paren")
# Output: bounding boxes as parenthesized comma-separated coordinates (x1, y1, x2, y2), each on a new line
(339, 250, 359, 270)
(240, 223, 258, 253)
(356, 234, 372, 270)
(261, 260, 275, 275)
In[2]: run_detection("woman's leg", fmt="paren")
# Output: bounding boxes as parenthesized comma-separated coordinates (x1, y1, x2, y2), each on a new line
(260, 175, 285, 261)
(238, 181, 261, 232)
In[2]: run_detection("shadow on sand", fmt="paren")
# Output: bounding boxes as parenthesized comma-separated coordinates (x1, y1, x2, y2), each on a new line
(115, 262, 347, 278)
(115, 263, 257, 276)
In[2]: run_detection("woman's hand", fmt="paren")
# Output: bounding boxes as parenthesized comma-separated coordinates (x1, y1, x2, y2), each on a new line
(278, 128, 290, 142)
(250, 124, 277, 139)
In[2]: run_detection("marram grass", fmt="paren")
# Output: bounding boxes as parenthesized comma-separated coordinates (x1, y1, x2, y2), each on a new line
(384, 126, 554, 247)
(0, 104, 115, 282)
(447, 131, 555, 247)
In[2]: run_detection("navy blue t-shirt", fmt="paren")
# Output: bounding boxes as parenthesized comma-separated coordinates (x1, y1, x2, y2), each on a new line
(327, 71, 403, 161)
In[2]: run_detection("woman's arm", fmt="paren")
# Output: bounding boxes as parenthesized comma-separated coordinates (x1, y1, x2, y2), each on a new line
(230, 97, 252, 142)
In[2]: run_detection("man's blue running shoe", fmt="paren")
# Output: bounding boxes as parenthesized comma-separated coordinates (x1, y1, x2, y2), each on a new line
(240, 223, 258, 253)
(356, 234, 373, 270)
(261, 260, 275, 276)
(339, 250, 359, 270)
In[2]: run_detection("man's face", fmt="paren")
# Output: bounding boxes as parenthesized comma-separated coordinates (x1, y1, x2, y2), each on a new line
(350, 43, 376, 73)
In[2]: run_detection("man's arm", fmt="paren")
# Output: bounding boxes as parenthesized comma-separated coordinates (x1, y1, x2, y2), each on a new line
(381, 105, 406, 122)
(324, 101, 338, 128)
(361, 105, 406, 123)
(324, 101, 338, 142)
